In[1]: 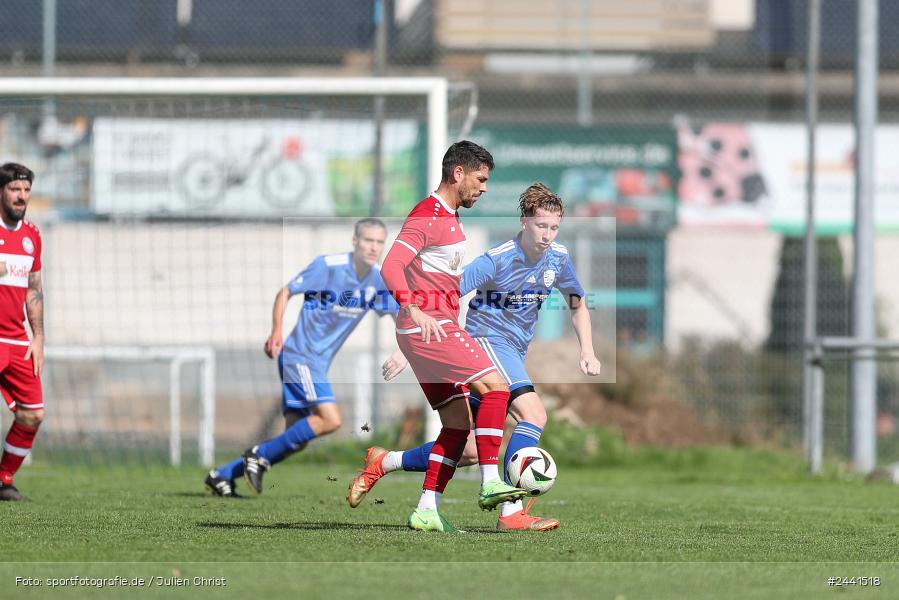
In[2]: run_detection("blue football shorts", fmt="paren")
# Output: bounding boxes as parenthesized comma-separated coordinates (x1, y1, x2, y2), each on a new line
(467, 335, 533, 412)
(278, 354, 336, 415)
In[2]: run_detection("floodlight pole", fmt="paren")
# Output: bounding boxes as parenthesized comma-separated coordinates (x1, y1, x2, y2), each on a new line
(851, 0, 879, 473)
(371, 0, 389, 433)
(42, 0, 56, 120)
(803, 0, 823, 473)
(577, 0, 593, 126)
(372, 0, 388, 218)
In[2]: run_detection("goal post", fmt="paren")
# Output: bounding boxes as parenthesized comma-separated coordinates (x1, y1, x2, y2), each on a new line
(0, 77, 457, 466)
(0, 77, 449, 193)
(45, 346, 216, 467)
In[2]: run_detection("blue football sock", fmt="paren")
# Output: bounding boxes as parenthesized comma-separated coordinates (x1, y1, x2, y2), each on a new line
(215, 457, 245, 481)
(401, 441, 434, 471)
(504, 421, 543, 485)
(255, 418, 317, 465)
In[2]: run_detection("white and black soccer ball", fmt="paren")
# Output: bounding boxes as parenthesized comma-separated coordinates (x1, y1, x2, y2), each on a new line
(506, 447, 557, 496)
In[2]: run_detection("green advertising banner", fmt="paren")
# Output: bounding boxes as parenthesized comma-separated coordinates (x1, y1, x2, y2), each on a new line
(467, 125, 678, 232)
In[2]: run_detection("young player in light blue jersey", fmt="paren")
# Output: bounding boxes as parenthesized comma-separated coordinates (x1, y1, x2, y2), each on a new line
(205, 218, 405, 497)
(347, 184, 601, 531)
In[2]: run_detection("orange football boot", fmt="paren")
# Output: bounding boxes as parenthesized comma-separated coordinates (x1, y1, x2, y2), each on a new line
(346, 446, 389, 508)
(496, 498, 560, 531)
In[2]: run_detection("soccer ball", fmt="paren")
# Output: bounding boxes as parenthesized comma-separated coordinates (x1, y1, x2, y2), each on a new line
(506, 447, 557, 496)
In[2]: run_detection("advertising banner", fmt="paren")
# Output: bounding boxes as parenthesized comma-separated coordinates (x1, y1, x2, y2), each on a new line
(677, 121, 899, 233)
(92, 118, 424, 218)
(468, 125, 678, 233)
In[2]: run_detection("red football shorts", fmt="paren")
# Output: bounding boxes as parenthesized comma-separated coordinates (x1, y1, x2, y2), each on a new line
(396, 319, 497, 410)
(0, 342, 44, 411)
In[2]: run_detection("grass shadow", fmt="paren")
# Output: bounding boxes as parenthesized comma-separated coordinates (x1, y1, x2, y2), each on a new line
(197, 521, 410, 531)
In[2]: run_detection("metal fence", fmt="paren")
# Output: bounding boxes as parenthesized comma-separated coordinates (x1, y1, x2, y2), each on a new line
(2, 0, 898, 465)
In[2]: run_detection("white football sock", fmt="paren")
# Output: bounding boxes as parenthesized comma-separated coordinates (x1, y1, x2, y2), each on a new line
(417, 489, 439, 511)
(382, 451, 403, 473)
(479, 464, 500, 484)
(500, 499, 524, 517)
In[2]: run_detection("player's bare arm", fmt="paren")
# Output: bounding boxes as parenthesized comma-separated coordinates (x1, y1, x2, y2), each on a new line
(381, 349, 408, 381)
(264, 286, 292, 358)
(569, 295, 600, 376)
(24, 270, 44, 377)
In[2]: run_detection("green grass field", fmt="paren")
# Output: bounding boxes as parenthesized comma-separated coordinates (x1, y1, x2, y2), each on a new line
(2, 447, 898, 599)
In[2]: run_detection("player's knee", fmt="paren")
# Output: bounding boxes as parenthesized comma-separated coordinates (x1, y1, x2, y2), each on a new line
(15, 409, 43, 428)
(484, 380, 509, 394)
(472, 378, 508, 395)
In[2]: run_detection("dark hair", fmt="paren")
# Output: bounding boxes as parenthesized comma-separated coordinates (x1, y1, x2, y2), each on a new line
(354, 217, 387, 237)
(441, 141, 494, 183)
(519, 183, 564, 217)
(0, 163, 34, 188)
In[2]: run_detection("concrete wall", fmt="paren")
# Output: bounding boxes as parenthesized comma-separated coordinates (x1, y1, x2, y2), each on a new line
(666, 228, 899, 350)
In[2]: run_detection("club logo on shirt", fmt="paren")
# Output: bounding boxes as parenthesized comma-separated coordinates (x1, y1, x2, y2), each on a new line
(22, 237, 34, 255)
(543, 269, 556, 288)
(449, 252, 463, 272)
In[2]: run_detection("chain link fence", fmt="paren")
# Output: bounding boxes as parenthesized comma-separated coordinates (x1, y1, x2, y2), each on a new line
(2, 0, 898, 464)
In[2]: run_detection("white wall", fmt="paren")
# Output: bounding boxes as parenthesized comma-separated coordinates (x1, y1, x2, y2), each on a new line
(667, 228, 899, 350)
(40, 220, 487, 350)
(666, 228, 781, 350)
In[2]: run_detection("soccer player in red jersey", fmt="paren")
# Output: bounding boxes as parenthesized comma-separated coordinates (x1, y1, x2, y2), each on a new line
(380, 141, 527, 532)
(0, 163, 44, 501)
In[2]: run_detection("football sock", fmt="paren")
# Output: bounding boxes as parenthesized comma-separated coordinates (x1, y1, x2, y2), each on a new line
(256, 418, 317, 464)
(215, 457, 245, 481)
(397, 441, 433, 472)
(474, 389, 510, 483)
(0, 422, 38, 485)
(504, 421, 543, 485)
(422, 427, 468, 495)
(479, 464, 500, 482)
(417, 489, 441, 511)
(500, 499, 525, 517)
(382, 451, 403, 472)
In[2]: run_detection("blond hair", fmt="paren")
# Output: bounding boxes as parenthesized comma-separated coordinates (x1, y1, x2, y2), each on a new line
(518, 183, 564, 217)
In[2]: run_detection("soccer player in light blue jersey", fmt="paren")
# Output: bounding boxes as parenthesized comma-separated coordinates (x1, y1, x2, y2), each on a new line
(347, 184, 601, 530)
(205, 218, 405, 497)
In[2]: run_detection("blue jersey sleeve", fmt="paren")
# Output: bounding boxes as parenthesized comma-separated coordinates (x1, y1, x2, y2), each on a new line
(376, 292, 401, 317)
(286, 256, 329, 295)
(461, 253, 497, 296)
(556, 256, 585, 301)
(371, 270, 401, 317)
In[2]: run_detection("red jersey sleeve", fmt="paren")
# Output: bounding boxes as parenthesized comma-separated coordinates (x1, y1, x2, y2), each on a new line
(393, 214, 430, 257)
(27, 221, 41, 272)
(32, 229, 42, 272)
(382, 214, 430, 308)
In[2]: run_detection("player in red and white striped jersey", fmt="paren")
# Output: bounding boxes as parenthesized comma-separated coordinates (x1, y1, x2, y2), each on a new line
(0, 163, 44, 501)
(380, 141, 527, 532)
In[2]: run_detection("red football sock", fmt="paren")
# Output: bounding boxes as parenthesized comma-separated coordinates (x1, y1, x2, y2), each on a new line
(474, 390, 510, 466)
(422, 427, 468, 493)
(0, 422, 38, 485)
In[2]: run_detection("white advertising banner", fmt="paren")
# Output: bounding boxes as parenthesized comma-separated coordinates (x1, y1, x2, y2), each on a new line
(92, 118, 419, 217)
(677, 121, 899, 233)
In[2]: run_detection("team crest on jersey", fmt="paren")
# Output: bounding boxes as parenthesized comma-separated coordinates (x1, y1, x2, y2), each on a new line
(449, 252, 463, 272)
(543, 269, 556, 287)
(22, 237, 34, 255)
